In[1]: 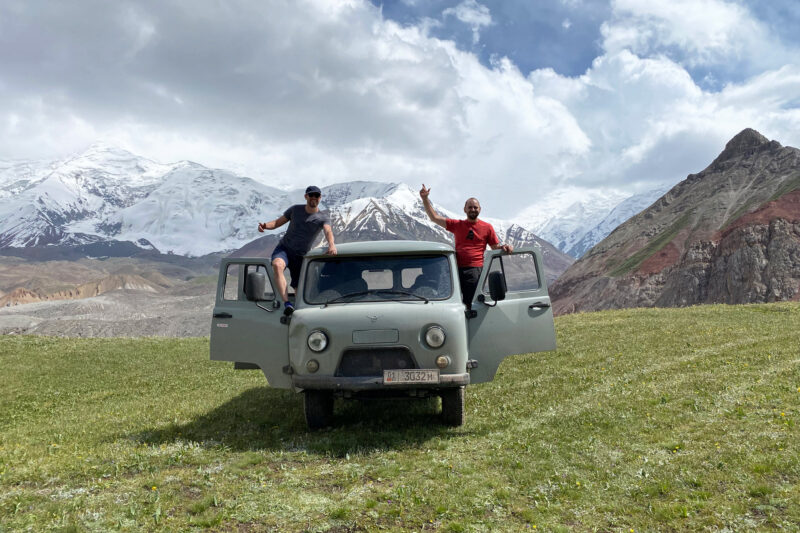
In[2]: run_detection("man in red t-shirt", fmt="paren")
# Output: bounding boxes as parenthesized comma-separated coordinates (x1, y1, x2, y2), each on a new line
(420, 184, 513, 308)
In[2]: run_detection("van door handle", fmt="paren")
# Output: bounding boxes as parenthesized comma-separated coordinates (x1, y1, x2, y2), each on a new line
(214, 312, 233, 318)
(528, 302, 550, 309)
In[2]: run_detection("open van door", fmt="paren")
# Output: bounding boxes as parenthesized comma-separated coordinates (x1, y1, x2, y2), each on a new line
(467, 247, 557, 384)
(210, 258, 292, 389)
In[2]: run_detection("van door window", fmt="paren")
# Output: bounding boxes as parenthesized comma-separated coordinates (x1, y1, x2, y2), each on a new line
(245, 264, 276, 300)
(223, 264, 240, 300)
(224, 264, 275, 301)
(481, 252, 540, 294)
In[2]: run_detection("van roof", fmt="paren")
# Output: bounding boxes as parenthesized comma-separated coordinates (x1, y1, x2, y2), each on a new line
(305, 240, 454, 257)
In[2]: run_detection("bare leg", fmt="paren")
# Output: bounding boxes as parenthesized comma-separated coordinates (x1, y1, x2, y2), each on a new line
(272, 258, 289, 303)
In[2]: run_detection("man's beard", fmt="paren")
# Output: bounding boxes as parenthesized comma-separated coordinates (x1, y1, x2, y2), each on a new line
(466, 212, 479, 220)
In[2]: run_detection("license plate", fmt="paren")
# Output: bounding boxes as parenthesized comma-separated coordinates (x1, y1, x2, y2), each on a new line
(383, 369, 439, 384)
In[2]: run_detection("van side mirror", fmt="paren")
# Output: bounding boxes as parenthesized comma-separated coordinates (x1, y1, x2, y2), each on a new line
(487, 271, 506, 302)
(245, 271, 267, 301)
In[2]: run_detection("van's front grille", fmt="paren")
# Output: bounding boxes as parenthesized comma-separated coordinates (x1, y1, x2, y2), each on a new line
(336, 348, 416, 377)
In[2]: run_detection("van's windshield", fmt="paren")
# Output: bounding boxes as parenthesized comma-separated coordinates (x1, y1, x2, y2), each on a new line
(304, 255, 453, 304)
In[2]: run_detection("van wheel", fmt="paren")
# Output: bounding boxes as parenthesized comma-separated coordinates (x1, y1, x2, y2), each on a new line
(440, 387, 465, 426)
(304, 390, 333, 430)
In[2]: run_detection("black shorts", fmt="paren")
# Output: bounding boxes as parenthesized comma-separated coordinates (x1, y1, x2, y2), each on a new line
(271, 244, 303, 289)
(458, 266, 482, 308)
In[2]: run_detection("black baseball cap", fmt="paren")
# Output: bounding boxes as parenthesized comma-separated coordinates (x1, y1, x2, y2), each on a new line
(305, 185, 321, 195)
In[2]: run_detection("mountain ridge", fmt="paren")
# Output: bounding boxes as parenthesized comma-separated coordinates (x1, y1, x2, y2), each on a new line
(0, 144, 659, 262)
(551, 128, 800, 313)
(0, 145, 576, 282)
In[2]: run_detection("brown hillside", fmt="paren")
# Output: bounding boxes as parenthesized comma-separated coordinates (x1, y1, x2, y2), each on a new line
(551, 128, 800, 314)
(0, 274, 164, 307)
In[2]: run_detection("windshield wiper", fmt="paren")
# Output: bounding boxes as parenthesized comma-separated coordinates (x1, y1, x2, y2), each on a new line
(322, 289, 429, 306)
(323, 290, 372, 306)
(375, 289, 429, 303)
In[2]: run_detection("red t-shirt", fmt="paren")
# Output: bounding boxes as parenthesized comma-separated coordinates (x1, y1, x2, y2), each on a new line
(445, 218, 499, 267)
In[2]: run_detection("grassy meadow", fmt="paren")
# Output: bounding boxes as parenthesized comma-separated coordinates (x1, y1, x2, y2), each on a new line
(1, 303, 799, 531)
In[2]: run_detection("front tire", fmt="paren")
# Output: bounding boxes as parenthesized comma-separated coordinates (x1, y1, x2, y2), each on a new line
(304, 390, 333, 430)
(440, 386, 465, 426)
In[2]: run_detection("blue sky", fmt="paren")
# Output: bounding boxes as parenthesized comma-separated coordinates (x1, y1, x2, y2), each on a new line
(374, 0, 800, 88)
(1, 0, 799, 216)
(373, 0, 611, 77)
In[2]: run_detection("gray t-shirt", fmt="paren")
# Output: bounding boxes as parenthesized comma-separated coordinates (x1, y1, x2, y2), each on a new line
(279, 204, 331, 255)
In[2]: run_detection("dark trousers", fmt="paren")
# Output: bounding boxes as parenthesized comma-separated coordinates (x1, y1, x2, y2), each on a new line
(458, 267, 482, 309)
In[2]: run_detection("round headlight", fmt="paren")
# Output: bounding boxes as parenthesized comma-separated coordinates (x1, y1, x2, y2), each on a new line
(425, 326, 446, 348)
(307, 330, 328, 352)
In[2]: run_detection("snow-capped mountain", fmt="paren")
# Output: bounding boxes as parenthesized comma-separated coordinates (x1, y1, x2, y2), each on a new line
(482, 218, 575, 277)
(567, 186, 669, 258)
(319, 183, 573, 277)
(327, 184, 451, 242)
(516, 185, 672, 258)
(73, 165, 288, 256)
(226, 183, 575, 282)
(0, 143, 183, 248)
(517, 188, 630, 258)
(0, 144, 587, 279)
(0, 158, 57, 199)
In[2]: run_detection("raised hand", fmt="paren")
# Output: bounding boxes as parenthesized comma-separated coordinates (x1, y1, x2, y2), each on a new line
(419, 184, 431, 199)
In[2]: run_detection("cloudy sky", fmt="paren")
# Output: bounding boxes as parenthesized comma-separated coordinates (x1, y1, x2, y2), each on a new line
(1, 0, 799, 216)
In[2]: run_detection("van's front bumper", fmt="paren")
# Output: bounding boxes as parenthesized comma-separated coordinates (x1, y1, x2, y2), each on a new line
(292, 372, 470, 391)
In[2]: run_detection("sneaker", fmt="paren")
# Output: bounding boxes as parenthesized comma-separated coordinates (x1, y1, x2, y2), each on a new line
(283, 301, 294, 316)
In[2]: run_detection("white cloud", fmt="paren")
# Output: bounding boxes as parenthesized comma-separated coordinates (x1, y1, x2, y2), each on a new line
(1, 0, 799, 220)
(0, 97, 99, 160)
(528, 50, 800, 200)
(601, 0, 795, 72)
(0, 0, 593, 215)
(119, 5, 157, 61)
(442, 0, 492, 44)
(441, 54, 591, 207)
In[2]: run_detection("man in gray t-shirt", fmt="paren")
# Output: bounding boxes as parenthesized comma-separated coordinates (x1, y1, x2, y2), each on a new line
(258, 185, 337, 314)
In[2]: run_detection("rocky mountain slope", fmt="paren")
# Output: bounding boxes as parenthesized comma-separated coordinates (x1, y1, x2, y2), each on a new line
(551, 129, 800, 314)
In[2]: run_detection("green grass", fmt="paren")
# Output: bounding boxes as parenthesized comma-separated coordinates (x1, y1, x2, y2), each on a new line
(1, 303, 799, 531)
(608, 213, 691, 277)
